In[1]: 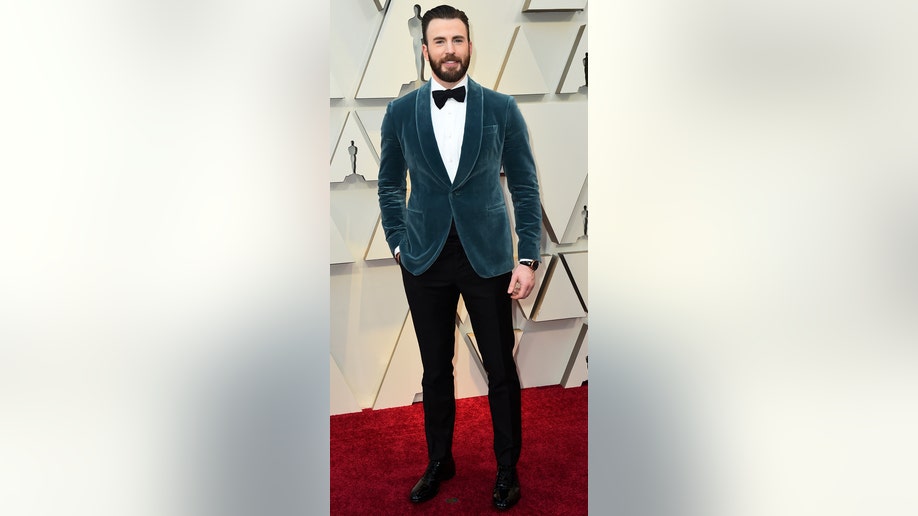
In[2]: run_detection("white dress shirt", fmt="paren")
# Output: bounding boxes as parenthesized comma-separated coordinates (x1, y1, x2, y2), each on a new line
(429, 76, 468, 183)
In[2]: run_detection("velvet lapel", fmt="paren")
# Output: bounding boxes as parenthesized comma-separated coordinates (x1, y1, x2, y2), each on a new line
(451, 78, 483, 190)
(414, 82, 452, 188)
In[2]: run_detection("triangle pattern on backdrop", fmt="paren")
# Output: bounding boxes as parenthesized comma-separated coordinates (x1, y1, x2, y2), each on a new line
(495, 26, 550, 95)
(518, 100, 587, 243)
(330, 107, 349, 161)
(561, 323, 588, 388)
(559, 250, 588, 311)
(354, 108, 386, 159)
(330, 185, 381, 262)
(331, 354, 363, 415)
(364, 215, 393, 261)
(330, 69, 344, 99)
(558, 174, 588, 244)
(373, 309, 489, 408)
(455, 332, 489, 400)
(531, 256, 587, 321)
(357, 0, 423, 99)
(558, 24, 587, 93)
(522, 0, 588, 11)
(330, 0, 388, 102)
(466, 329, 524, 378)
(331, 217, 355, 265)
(373, 311, 423, 410)
(516, 319, 580, 388)
(516, 254, 553, 320)
(511, 302, 529, 335)
(331, 112, 377, 182)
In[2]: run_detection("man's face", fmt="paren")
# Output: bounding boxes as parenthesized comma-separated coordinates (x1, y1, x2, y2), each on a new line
(422, 18, 472, 87)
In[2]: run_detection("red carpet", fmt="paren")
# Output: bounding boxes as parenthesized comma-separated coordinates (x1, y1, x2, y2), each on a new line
(330, 385, 588, 515)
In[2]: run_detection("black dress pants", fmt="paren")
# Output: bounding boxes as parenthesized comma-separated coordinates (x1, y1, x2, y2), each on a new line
(400, 227, 522, 467)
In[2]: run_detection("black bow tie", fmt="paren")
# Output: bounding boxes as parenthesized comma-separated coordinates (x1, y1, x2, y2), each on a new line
(432, 86, 466, 109)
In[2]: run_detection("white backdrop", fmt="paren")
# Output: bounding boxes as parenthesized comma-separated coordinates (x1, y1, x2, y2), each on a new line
(329, 0, 589, 414)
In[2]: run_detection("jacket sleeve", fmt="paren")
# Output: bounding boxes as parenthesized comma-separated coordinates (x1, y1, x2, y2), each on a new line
(501, 97, 542, 261)
(376, 102, 408, 256)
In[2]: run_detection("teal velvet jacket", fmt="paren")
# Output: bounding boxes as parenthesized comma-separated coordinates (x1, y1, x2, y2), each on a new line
(377, 78, 542, 278)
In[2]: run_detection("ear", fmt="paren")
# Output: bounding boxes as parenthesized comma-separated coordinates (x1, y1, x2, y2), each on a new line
(422, 43, 429, 61)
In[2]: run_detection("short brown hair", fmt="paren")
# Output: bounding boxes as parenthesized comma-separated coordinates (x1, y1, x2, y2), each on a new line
(422, 5, 470, 45)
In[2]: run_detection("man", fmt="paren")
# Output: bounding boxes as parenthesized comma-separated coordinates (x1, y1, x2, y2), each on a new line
(376, 4, 541, 511)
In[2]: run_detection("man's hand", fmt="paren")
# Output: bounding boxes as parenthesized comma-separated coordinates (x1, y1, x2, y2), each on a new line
(507, 264, 537, 300)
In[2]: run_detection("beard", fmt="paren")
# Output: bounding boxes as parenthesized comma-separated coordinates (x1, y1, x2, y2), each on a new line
(430, 52, 470, 84)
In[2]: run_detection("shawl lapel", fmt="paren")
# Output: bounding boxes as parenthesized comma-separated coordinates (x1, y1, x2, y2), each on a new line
(451, 78, 483, 190)
(414, 82, 452, 188)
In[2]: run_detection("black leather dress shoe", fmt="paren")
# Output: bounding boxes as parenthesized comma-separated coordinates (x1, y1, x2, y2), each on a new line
(409, 458, 456, 503)
(492, 465, 521, 510)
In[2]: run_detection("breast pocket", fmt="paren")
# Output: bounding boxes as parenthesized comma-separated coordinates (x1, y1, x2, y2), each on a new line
(481, 124, 500, 159)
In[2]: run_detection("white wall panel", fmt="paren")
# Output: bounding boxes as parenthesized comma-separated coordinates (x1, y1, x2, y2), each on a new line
(560, 250, 588, 309)
(354, 108, 386, 158)
(357, 0, 424, 98)
(522, 0, 588, 11)
(331, 0, 384, 99)
(330, 114, 377, 182)
(372, 312, 423, 410)
(499, 22, 584, 96)
(560, 323, 588, 388)
(519, 99, 588, 243)
(466, 330, 524, 390)
(331, 219, 356, 265)
(496, 27, 551, 95)
(559, 24, 588, 93)
(559, 173, 589, 244)
(331, 355, 363, 415)
(364, 215, 393, 261)
(330, 106, 349, 159)
(532, 258, 587, 321)
(330, 262, 408, 407)
(331, 70, 344, 99)
(455, 333, 490, 400)
(516, 319, 581, 387)
(329, 183, 380, 260)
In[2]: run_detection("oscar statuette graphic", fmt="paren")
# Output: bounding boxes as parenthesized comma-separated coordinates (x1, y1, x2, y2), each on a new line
(399, 4, 426, 96)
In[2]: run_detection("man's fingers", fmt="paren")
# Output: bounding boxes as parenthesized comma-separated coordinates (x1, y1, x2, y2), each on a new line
(507, 265, 537, 299)
(509, 281, 533, 299)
